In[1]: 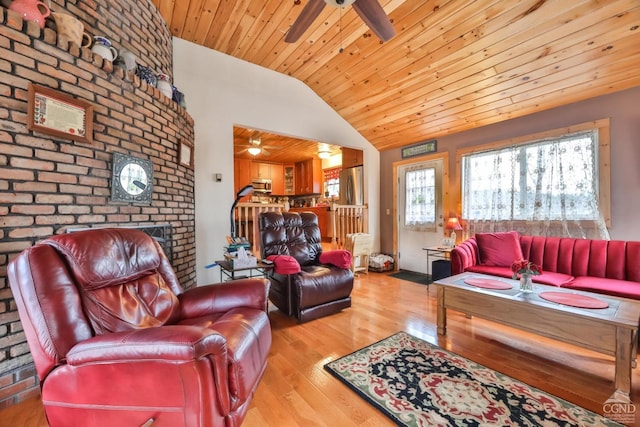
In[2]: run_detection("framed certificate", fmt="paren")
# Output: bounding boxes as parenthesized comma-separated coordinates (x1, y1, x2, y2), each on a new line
(179, 139, 194, 168)
(27, 84, 93, 144)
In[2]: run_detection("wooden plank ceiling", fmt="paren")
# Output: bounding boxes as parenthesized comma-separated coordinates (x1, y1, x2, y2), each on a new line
(151, 0, 640, 154)
(232, 126, 342, 163)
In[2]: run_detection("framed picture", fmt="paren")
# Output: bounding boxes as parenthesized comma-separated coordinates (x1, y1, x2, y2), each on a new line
(27, 84, 93, 144)
(179, 139, 194, 168)
(401, 139, 437, 159)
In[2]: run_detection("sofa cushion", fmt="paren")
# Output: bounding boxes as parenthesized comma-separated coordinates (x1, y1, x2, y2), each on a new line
(466, 265, 513, 278)
(465, 265, 573, 287)
(475, 231, 524, 267)
(562, 276, 640, 300)
(530, 271, 574, 287)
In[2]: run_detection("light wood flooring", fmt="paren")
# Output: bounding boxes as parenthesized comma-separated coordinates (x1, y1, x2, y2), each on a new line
(2, 272, 640, 426)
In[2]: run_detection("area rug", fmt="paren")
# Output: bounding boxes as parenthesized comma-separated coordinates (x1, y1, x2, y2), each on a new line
(388, 270, 431, 285)
(324, 332, 622, 427)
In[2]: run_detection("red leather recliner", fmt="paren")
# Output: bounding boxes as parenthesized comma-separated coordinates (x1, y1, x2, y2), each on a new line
(7, 228, 271, 427)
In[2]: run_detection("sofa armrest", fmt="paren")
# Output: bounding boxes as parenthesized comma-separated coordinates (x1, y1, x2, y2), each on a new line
(451, 238, 480, 275)
(179, 278, 270, 319)
(66, 325, 227, 364)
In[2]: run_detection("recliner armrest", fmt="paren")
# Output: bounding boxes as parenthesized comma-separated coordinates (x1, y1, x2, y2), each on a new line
(66, 325, 227, 364)
(319, 249, 352, 269)
(178, 278, 270, 319)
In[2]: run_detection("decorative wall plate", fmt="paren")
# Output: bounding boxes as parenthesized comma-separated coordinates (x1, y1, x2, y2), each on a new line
(111, 152, 153, 204)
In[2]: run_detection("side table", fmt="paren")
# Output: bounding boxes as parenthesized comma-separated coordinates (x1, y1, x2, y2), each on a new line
(216, 259, 274, 282)
(422, 246, 452, 280)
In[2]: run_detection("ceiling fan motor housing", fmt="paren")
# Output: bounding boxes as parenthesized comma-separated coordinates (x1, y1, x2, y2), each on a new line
(324, 0, 357, 7)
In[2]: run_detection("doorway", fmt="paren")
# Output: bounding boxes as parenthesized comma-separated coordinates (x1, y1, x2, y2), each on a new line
(393, 154, 449, 275)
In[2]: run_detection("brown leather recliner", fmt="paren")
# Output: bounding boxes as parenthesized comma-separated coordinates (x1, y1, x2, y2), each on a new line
(258, 211, 354, 322)
(7, 228, 271, 427)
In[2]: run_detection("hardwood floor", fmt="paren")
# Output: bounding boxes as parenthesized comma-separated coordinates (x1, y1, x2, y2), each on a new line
(2, 272, 639, 426)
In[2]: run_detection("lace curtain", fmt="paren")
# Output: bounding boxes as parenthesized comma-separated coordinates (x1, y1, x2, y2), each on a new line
(405, 165, 436, 231)
(461, 130, 609, 240)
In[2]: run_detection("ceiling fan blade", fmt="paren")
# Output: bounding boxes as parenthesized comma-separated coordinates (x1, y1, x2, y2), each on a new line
(352, 0, 395, 42)
(285, 0, 327, 43)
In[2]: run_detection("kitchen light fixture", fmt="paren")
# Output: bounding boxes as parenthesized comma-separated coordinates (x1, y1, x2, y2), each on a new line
(318, 150, 331, 159)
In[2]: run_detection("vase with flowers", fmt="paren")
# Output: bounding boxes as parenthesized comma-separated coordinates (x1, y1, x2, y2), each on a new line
(511, 259, 541, 293)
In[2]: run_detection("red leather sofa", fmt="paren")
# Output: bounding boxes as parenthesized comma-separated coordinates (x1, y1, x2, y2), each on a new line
(451, 231, 640, 299)
(7, 228, 271, 427)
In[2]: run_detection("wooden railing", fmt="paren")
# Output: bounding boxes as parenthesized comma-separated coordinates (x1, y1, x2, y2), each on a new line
(331, 204, 368, 249)
(235, 203, 285, 254)
(234, 203, 369, 254)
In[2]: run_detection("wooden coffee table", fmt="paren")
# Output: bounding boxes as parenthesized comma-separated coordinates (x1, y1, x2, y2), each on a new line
(434, 272, 640, 400)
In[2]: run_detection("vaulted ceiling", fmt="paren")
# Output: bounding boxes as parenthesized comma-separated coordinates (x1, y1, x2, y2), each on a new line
(150, 0, 640, 152)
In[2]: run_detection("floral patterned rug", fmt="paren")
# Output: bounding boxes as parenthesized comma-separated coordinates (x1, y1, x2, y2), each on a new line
(324, 332, 622, 426)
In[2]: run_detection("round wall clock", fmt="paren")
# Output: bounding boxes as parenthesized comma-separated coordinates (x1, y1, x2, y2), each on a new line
(111, 152, 154, 204)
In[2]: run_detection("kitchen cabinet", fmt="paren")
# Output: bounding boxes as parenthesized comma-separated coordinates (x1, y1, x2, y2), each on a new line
(284, 165, 295, 195)
(295, 158, 321, 194)
(341, 147, 363, 167)
(251, 162, 272, 179)
(234, 158, 252, 196)
(270, 163, 284, 194)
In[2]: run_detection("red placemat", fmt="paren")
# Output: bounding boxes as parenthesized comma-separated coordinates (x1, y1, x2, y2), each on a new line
(464, 278, 513, 290)
(539, 291, 609, 309)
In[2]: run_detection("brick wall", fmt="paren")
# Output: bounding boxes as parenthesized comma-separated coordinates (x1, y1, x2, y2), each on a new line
(0, 0, 195, 408)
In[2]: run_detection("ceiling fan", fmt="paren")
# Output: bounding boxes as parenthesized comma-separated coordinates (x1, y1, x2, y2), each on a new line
(285, 0, 395, 43)
(236, 133, 281, 157)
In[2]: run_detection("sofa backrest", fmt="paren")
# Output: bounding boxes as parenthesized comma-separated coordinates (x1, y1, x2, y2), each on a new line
(259, 211, 322, 266)
(7, 228, 184, 380)
(520, 235, 640, 281)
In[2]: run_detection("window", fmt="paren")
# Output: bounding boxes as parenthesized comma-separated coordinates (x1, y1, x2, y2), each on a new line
(458, 119, 610, 239)
(404, 166, 436, 230)
(323, 167, 340, 198)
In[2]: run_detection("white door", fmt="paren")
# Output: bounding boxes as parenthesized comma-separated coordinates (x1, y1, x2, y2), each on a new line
(397, 159, 444, 274)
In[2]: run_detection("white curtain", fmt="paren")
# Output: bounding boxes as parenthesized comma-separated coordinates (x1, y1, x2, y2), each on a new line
(405, 166, 436, 231)
(462, 130, 609, 240)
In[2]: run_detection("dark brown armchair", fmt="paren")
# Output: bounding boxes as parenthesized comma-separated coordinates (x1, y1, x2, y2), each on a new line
(8, 228, 271, 427)
(258, 211, 354, 322)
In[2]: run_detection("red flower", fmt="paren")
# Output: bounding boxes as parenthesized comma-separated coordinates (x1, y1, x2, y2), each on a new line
(511, 259, 541, 279)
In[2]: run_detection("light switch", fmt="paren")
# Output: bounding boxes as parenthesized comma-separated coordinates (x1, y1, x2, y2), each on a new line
(214, 173, 222, 182)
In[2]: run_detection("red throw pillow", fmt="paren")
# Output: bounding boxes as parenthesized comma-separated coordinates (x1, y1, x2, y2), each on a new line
(319, 250, 352, 269)
(475, 231, 524, 267)
(266, 255, 301, 274)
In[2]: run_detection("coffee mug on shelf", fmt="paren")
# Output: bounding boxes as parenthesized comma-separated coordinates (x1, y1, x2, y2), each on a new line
(156, 73, 173, 99)
(91, 36, 118, 62)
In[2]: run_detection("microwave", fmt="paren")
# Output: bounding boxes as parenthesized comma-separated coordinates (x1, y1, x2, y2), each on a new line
(251, 179, 272, 193)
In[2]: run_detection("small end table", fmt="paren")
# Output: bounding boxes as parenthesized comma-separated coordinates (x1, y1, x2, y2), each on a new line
(422, 246, 452, 280)
(215, 259, 274, 282)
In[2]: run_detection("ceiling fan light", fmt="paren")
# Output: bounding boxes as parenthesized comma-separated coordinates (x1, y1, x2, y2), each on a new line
(324, 0, 357, 7)
(248, 147, 261, 156)
(318, 150, 331, 159)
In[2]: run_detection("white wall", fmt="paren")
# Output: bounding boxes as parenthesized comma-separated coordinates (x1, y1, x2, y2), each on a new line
(173, 38, 380, 284)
